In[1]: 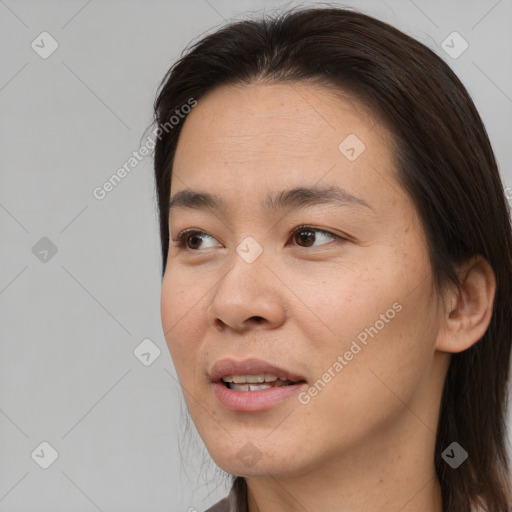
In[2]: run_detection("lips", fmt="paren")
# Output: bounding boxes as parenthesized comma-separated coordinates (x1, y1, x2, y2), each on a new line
(209, 358, 308, 411)
(209, 357, 307, 385)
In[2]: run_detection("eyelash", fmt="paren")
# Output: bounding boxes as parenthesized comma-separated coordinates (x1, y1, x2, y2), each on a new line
(172, 225, 347, 251)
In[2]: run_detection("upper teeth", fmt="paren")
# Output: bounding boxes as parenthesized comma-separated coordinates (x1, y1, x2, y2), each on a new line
(221, 374, 288, 383)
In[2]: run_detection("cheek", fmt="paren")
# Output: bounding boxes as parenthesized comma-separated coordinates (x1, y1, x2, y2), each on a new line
(313, 274, 439, 415)
(160, 267, 206, 373)
(306, 243, 437, 385)
(298, 259, 394, 341)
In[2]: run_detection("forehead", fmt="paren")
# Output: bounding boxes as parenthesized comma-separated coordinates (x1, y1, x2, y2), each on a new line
(171, 81, 402, 216)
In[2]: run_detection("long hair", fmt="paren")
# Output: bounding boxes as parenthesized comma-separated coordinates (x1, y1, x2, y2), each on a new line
(152, 7, 512, 510)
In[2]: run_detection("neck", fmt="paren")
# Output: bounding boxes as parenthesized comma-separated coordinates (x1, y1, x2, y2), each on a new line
(245, 413, 443, 512)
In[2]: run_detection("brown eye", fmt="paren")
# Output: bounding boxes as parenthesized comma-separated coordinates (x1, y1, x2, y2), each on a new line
(291, 226, 339, 248)
(294, 229, 316, 247)
(174, 230, 219, 251)
(186, 233, 204, 250)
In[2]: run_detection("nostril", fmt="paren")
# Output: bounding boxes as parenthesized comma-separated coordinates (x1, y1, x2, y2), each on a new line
(213, 316, 266, 332)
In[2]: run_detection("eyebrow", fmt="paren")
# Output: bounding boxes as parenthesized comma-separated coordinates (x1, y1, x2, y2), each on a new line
(168, 185, 373, 215)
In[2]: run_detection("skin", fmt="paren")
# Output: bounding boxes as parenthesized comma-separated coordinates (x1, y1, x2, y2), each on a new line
(160, 81, 496, 512)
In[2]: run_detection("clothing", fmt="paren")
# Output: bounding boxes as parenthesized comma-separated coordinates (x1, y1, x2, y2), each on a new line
(204, 494, 232, 512)
(204, 478, 247, 512)
(203, 489, 238, 512)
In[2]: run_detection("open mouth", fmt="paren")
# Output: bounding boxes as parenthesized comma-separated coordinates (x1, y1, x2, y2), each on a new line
(211, 361, 308, 411)
(221, 374, 305, 392)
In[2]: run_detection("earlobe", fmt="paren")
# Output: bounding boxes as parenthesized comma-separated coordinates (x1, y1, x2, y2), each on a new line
(435, 255, 496, 354)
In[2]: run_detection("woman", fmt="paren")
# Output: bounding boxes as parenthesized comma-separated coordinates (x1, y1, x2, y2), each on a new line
(152, 6, 512, 511)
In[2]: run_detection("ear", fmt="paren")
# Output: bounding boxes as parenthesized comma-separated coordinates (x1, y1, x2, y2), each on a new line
(435, 255, 496, 353)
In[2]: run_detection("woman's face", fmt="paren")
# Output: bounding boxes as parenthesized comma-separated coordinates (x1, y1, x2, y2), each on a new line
(161, 82, 447, 479)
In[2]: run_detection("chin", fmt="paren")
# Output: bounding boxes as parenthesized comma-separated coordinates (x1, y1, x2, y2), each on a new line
(205, 439, 305, 479)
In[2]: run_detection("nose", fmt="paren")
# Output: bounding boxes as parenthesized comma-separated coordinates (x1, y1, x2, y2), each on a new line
(206, 256, 287, 333)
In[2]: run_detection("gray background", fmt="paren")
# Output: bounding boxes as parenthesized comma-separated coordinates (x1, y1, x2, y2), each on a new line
(1, 0, 511, 511)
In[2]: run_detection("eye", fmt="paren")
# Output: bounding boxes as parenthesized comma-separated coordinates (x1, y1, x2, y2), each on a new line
(290, 225, 340, 248)
(172, 225, 344, 252)
(173, 229, 220, 251)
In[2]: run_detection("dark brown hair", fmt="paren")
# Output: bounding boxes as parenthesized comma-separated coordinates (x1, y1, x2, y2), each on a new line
(152, 6, 512, 511)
